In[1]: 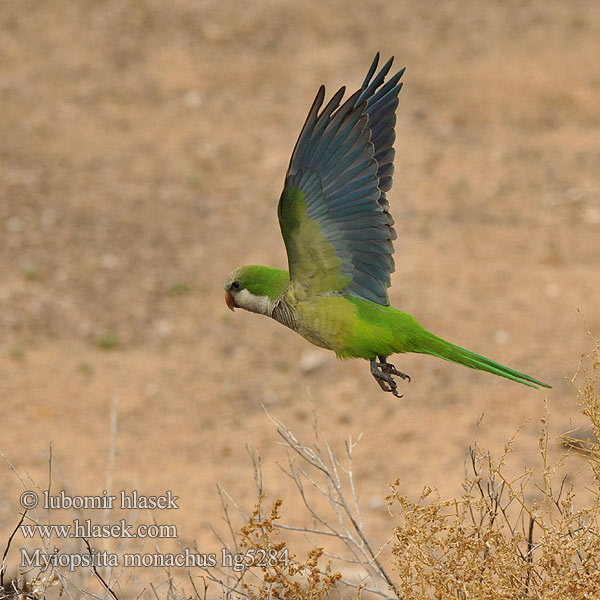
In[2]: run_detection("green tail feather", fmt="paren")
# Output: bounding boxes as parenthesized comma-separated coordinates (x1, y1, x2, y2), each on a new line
(416, 333, 552, 389)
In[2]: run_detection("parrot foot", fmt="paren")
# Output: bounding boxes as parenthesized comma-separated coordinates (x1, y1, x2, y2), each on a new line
(370, 356, 411, 398)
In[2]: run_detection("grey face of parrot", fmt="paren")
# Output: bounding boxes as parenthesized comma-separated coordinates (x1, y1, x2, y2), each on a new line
(224, 273, 273, 316)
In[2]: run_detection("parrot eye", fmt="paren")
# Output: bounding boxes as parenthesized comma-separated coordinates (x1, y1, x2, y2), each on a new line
(231, 281, 241, 291)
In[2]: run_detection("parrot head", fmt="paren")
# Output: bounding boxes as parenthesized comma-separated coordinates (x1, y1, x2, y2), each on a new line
(224, 265, 290, 316)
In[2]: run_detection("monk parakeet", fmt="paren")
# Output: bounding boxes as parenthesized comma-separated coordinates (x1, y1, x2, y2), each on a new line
(224, 54, 550, 396)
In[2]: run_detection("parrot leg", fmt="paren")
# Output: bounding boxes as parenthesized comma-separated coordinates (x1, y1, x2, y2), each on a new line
(370, 356, 411, 398)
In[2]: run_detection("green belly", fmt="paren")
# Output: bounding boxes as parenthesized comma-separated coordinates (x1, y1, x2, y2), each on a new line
(292, 294, 421, 359)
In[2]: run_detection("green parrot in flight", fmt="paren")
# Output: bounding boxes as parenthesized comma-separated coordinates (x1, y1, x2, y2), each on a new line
(224, 54, 551, 396)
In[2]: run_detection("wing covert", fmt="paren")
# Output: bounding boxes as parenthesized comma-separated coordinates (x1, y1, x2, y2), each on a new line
(278, 54, 405, 305)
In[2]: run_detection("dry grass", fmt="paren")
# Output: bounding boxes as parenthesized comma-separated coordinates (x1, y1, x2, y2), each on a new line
(388, 426, 600, 599)
(238, 498, 342, 600)
(388, 334, 600, 599)
(210, 336, 600, 599)
(2, 336, 599, 599)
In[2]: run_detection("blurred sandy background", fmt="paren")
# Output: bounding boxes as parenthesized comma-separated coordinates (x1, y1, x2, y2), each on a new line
(1, 0, 599, 586)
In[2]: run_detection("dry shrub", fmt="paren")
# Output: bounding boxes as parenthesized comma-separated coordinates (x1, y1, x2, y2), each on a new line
(238, 497, 341, 600)
(213, 337, 600, 599)
(3, 341, 599, 600)
(388, 335, 600, 600)
(0, 571, 62, 600)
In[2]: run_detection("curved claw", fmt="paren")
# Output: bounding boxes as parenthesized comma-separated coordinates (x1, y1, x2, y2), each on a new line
(370, 356, 411, 397)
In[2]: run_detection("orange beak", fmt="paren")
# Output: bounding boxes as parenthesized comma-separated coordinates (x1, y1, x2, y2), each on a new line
(225, 290, 237, 311)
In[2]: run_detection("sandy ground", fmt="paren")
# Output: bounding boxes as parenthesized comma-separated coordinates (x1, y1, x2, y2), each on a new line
(1, 0, 599, 595)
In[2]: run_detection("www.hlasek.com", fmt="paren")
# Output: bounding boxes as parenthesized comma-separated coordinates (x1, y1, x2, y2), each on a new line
(21, 520, 177, 540)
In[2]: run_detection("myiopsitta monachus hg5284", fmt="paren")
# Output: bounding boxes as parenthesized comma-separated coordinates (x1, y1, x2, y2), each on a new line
(224, 54, 551, 396)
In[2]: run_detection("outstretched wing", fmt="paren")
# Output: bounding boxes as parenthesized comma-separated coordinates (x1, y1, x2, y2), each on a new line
(277, 54, 404, 305)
